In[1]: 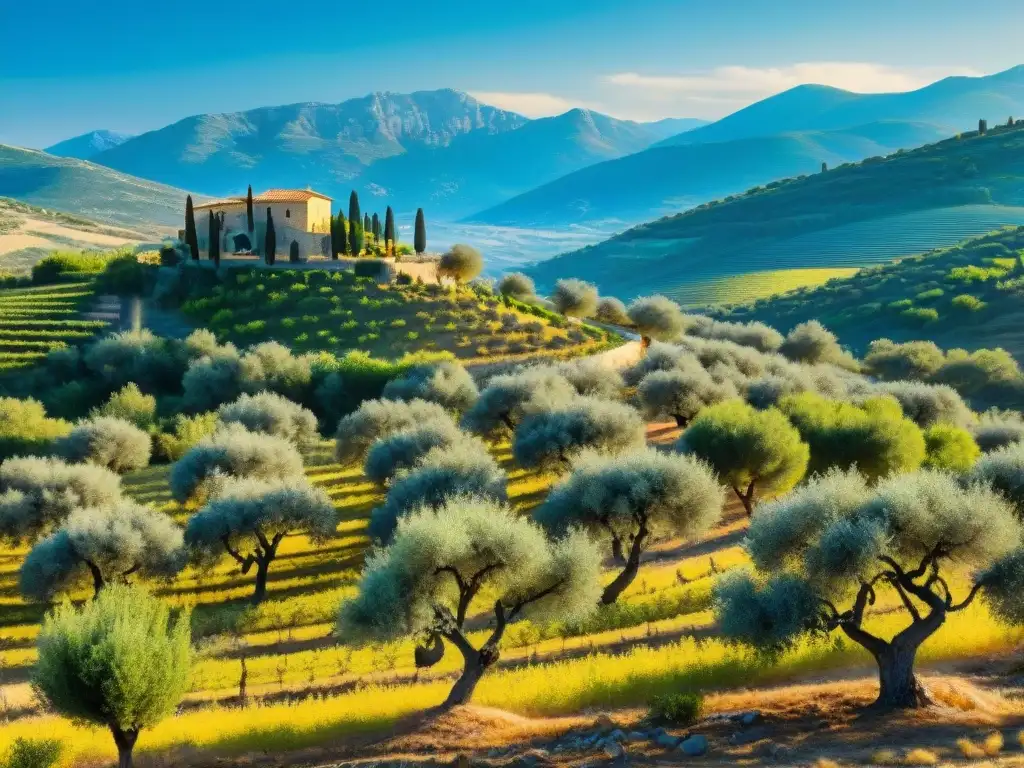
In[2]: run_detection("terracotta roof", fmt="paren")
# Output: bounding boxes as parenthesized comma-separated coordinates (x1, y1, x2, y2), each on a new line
(192, 188, 332, 210)
(253, 189, 332, 203)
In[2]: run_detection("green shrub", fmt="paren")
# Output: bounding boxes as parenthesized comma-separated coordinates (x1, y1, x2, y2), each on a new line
(951, 294, 987, 311)
(154, 412, 219, 462)
(92, 383, 157, 428)
(916, 288, 944, 301)
(3, 737, 61, 768)
(96, 252, 153, 295)
(900, 307, 939, 325)
(353, 260, 384, 279)
(31, 251, 110, 284)
(0, 397, 71, 460)
(648, 692, 703, 725)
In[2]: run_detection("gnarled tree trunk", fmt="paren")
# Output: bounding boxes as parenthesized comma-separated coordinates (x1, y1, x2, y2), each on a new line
(111, 725, 139, 768)
(444, 643, 500, 707)
(252, 558, 270, 604)
(600, 522, 648, 605)
(875, 643, 932, 708)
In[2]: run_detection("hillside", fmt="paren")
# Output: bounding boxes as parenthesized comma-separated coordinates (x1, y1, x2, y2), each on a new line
(657, 65, 1024, 146)
(87, 90, 674, 217)
(528, 119, 1024, 302)
(638, 117, 709, 140)
(713, 225, 1024, 360)
(0, 144, 189, 231)
(468, 121, 947, 227)
(45, 130, 133, 160)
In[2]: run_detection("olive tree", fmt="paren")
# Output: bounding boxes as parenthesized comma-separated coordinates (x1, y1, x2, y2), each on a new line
(873, 381, 974, 429)
(438, 244, 484, 283)
(0, 457, 122, 543)
(638, 368, 736, 427)
(967, 441, 1024, 515)
(551, 279, 598, 318)
(778, 321, 852, 367)
(53, 417, 152, 473)
(169, 424, 304, 504)
(714, 469, 1024, 708)
(678, 400, 809, 515)
(382, 361, 479, 413)
(33, 583, 191, 768)
(185, 478, 337, 603)
(972, 410, 1024, 452)
(498, 272, 535, 301)
(369, 442, 507, 542)
(217, 391, 319, 447)
(538, 449, 723, 604)
(513, 397, 645, 473)
(461, 369, 575, 437)
(627, 295, 685, 348)
(92, 383, 157, 429)
(595, 296, 630, 325)
(340, 496, 601, 706)
(864, 339, 946, 381)
(779, 393, 925, 481)
(334, 398, 453, 465)
(623, 342, 698, 386)
(555, 359, 624, 400)
(21, 501, 184, 601)
(365, 421, 483, 485)
(83, 330, 185, 393)
(685, 316, 783, 353)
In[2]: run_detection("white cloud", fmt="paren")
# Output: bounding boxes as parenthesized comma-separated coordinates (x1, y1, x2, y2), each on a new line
(606, 62, 982, 107)
(469, 91, 602, 117)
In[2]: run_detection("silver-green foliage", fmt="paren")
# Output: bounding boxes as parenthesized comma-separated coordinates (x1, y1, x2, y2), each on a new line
(335, 398, 453, 464)
(638, 368, 736, 426)
(715, 468, 1024, 707)
(626, 295, 685, 342)
(778, 321, 852, 367)
(967, 441, 1024, 516)
(21, 501, 185, 601)
(0, 457, 122, 543)
(972, 410, 1024, 452)
(54, 416, 152, 473)
(498, 272, 536, 300)
(382, 361, 479, 413)
(873, 381, 974, 428)
(555, 359, 624, 400)
(169, 424, 304, 503)
(537, 449, 723, 603)
(217, 391, 319, 447)
(623, 342, 699, 386)
(364, 420, 471, 485)
(369, 442, 507, 542)
(83, 330, 184, 392)
(513, 397, 645, 472)
(340, 496, 601, 704)
(91, 383, 157, 429)
(551, 279, 599, 318)
(685, 316, 783, 353)
(182, 341, 314, 412)
(438, 244, 484, 283)
(595, 296, 630, 325)
(33, 584, 191, 766)
(461, 368, 575, 438)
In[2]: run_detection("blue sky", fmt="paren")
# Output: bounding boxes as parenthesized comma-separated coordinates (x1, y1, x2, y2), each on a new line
(2, 0, 1023, 148)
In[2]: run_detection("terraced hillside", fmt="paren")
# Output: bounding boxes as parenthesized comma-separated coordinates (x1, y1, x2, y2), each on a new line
(713, 225, 1024, 359)
(528, 120, 1024, 302)
(0, 281, 110, 371)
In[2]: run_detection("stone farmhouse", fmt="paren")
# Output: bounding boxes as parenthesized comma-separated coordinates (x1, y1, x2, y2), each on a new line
(191, 188, 333, 260)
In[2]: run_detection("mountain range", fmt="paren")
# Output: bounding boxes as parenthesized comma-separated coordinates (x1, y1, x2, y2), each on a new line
(45, 130, 134, 160)
(79, 89, 692, 219)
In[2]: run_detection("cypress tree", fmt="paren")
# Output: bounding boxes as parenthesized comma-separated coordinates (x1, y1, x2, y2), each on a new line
(184, 196, 199, 261)
(371, 213, 380, 243)
(363, 213, 371, 238)
(821, 162, 827, 173)
(246, 185, 254, 233)
(265, 208, 276, 266)
(979, 118, 988, 135)
(384, 206, 395, 254)
(207, 211, 217, 265)
(348, 191, 362, 255)
(414, 208, 427, 255)
(289, 240, 300, 264)
(337, 214, 349, 256)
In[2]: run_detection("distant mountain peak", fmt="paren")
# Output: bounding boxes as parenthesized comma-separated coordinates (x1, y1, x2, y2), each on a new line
(45, 129, 134, 160)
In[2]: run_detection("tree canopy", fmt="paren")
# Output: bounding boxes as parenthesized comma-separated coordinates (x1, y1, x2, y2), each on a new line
(627, 295, 685, 345)
(638, 368, 736, 427)
(364, 421, 478, 485)
(537, 449, 723, 603)
(54, 416, 152, 473)
(551, 279, 598, 318)
(185, 478, 336, 602)
(715, 469, 1024, 708)
(381, 361, 479, 413)
(0, 457, 122, 543)
(340, 496, 601, 706)
(461, 368, 575, 438)
(334, 398, 453, 465)
(21, 501, 185, 601)
(33, 584, 191, 768)
(169, 424, 305, 504)
(677, 400, 808, 515)
(513, 397, 645, 473)
(216, 391, 320, 447)
(498, 273, 536, 301)
(438, 244, 484, 283)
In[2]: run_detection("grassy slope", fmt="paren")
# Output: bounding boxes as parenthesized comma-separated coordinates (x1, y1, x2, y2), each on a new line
(528, 120, 1024, 302)
(0, 280, 110, 371)
(180, 266, 617, 363)
(0, 144, 189, 230)
(713, 225, 1024, 358)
